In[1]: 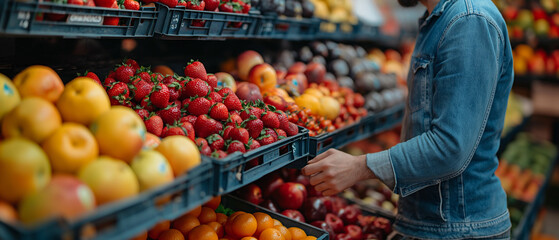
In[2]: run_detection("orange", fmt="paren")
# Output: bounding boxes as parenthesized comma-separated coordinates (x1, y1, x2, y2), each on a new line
(155, 135, 200, 176)
(185, 205, 202, 218)
(240, 237, 258, 240)
(90, 106, 146, 164)
(318, 97, 340, 120)
(199, 207, 217, 224)
(158, 229, 185, 240)
(207, 222, 224, 238)
(220, 236, 237, 240)
(131, 150, 174, 191)
(287, 228, 306, 240)
(148, 220, 171, 239)
(2, 97, 62, 143)
(303, 88, 324, 98)
(259, 228, 285, 240)
(129, 231, 147, 240)
(42, 123, 98, 174)
(253, 212, 274, 236)
(0, 138, 51, 204)
(153, 65, 174, 77)
(78, 156, 139, 205)
(56, 77, 110, 125)
(0, 73, 21, 122)
(13, 65, 64, 103)
(172, 215, 200, 236)
(0, 201, 17, 223)
(273, 219, 282, 227)
(301, 237, 316, 240)
(225, 212, 257, 238)
(143, 132, 161, 150)
(294, 94, 321, 116)
(188, 225, 218, 240)
(273, 226, 291, 240)
(216, 213, 228, 225)
(204, 196, 221, 210)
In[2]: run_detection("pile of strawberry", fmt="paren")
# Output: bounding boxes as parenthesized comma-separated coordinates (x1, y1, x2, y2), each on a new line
(150, 0, 250, 15)
(87, 59, 299, 158)
(41, 0, 142, 25)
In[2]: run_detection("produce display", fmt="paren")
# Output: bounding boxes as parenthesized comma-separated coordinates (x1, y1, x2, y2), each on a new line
(512, 44, 559, 76)
(498, 0, 559, 39)
(502, 93, 531, 137)
(143, 196, 320, 240)
(234, 170, 393, 240)
(0, 67, 201, 226)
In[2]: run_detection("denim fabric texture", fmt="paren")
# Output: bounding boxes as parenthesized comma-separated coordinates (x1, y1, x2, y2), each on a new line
(365, 0, 513, 238)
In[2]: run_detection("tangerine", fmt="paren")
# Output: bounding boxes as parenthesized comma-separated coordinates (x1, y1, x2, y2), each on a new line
(172, 215, 200, 236)
(287, 227, 306, 240)
(148, 220, 171, 239)
(216, 213, 228, 225)
(240, 237, 258, 240)
(259, 228, 285, 240)
(273, 226, 291, 240)
(207, 221, 224, 238)
(188, 225, 218, 240)
(185, 205, 202, 218)
(157, 229, 185, 240)
(225, 212, 257, 238)
(199, 206, 217, 224)
(273, 219, 282, 227)
(203, 196, 221, 210)
(253, 212, 274, 236)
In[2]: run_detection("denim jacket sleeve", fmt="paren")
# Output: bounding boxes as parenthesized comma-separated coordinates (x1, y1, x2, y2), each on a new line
(367, 14, 504, 197)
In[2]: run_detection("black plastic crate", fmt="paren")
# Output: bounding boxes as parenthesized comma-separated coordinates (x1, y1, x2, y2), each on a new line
(0, 0, 157, 38)
(254, 16, 320, 40)
(208, 126, 309, 195)
(154, 3, 259, 39)
(0, 159, 213, 240)
(222, 195, 329, 240)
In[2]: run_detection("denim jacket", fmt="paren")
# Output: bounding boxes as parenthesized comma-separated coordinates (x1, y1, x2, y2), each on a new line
(366, 0, 513, 238)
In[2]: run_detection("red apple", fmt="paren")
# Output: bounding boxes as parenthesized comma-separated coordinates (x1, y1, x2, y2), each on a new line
(248, 63, 277, 90)
(357, 215, 375, 228)
(302, 197, 327, 222)
(237, 50, 264, 81)
(532, 7, 547, 21)
(264, 95, 288, 111)
(311, 221, 336, 239)
(363, 233, 382, 240)
(528, 55, 546, 75)
(325, 213, 344, 233)
(511, 26, 524, 39)
(288, 62, 307, 74)
(235, 82, 263, 103)
(344, 225, 363, 240)
(258, 172, 284, 198)
(238, 184, 263, 205)
(276, 67, 287, 83)
(284, 73, 308, 94)
(308, 185, 323, 197)
(552, 13, 559, 26)
(215, 72, 237, 92)
(260, 199, 279, 213)
(373, 217, 392, 234)
(338, 205, 360, 225)
(335, 233, 353, 240)
(323, 79, 340, 92)
(281, 209, 305, 222)
(274, 182, 307, 210)
(502, 6, 518, 21)
(304, 62, 326, 84)
(328, 197, 348, 215)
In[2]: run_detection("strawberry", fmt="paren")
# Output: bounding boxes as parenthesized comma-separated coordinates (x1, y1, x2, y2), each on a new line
(145, 115, 163, 137)
(134, 108, 149, 120)
(181, 115, 197, 125)
(163, 124, 186, 137)
(245, 117, 263, 139)
(217, 88, 233, 97)
(258, 134, 275, 146)
(185, 0, 204, 10)
(261, 111, 280, 129)
(163, 77, 181, 102)
(184, 78, 210, 98)
(140, 96, 155, 112)
(207, 134, 225, 151)
(222, 125, 234, 140)
(157, 103, 181, 125)
(107, 71, 116, 79)
(125, 59, 140, 72)
(285, 122, 299, 136)
(219, 1, 236, 12)
(209, 103, 229, 121)
(195, 115, 223, 138)
(230, 127, 249, 144)
(149, 83, 170, 109)
(82, 71, 102, 85)
(184, 60, 207, 81)
(200, 145, 212, 156)
(177, 0, 187, 6)
(276, 129, 287, 139)
(276, 110, 290, 131)
(211, 150, 228, 158)
(123, 0, 140, 10)
(181, 98, 192, 109)
(224, 94, 242, 111)
(160, 0, 178, 7)
(195, 138, 209, 149)
(227, 140, 246, 154)
(104, 77, 116, 88)
(85, 0, 95, 6)
(226, 113, 243, 127)
(178, 77, 190, 100)
(248, 139, 260, 150)
(107, 82, 130, 106)
(204, 0, 219, 10)
(188, 97, 212, 116)
(131, 79, 152, 102)
(205, 74, 218, 88)
(138, 70, 152, 83)
(115, 64, 135, 83)
(241, 2, 250, 13)
(180, 121, 196, 141)
(191, 20, 206, 27)
(151, 73, 164, 83)
(240, 106, 263, 120)
(94, 0, 115, 7)
(264, 128, 278, 141)
(208, 91, 222, 103)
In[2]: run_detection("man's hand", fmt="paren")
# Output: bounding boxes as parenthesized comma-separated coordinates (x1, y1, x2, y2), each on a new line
(301, 149, 375, 196)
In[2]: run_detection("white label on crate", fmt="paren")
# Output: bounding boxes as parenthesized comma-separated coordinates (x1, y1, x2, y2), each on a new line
(17, 11, 30, 29)
(67, 15, 103, 25)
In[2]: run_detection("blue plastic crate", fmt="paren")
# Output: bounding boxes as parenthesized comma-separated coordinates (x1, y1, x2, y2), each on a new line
(0, 0, 157, 38)
(208, 126, 309, 195)
(316, 20, 357, 40)
(309, 104, 404, 157)
(222, 195, 329, 240)
(0, 159, 213, 240)
(254, 16, 320, 40)
(154, 3, 259, 39)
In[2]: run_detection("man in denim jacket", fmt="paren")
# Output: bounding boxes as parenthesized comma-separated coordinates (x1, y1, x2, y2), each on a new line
(302, 0, 513, 238)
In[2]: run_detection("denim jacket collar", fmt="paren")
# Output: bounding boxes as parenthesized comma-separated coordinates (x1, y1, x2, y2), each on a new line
(419, 0, 456, 27)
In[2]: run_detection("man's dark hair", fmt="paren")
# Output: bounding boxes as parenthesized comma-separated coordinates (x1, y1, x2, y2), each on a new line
(398, 0, 419, 7)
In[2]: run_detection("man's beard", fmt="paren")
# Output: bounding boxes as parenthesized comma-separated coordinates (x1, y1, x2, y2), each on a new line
(398, 0, 419, 7)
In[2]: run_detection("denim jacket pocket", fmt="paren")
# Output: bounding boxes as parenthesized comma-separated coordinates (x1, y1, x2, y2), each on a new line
(409, 56, 432, 133)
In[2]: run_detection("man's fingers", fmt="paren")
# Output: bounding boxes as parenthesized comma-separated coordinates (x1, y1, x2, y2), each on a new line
(314, 182, 330, 193)
(322, 189, 338, 197)
(309, 171, 329, 186)
(302, 161, 324, 176)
